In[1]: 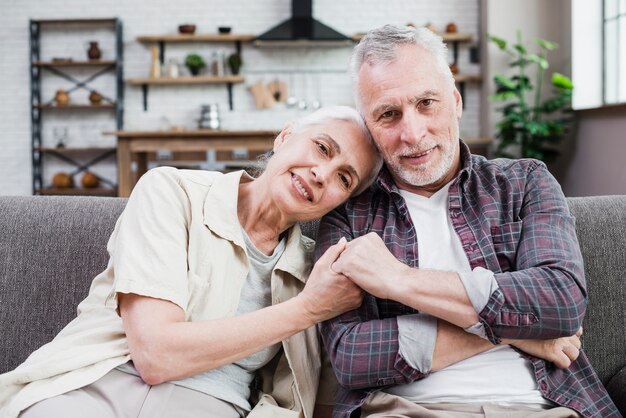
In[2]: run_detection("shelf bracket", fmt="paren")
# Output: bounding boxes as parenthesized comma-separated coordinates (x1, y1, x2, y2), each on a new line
(142, 84, 148, 111)
(227, 83, 234, 110)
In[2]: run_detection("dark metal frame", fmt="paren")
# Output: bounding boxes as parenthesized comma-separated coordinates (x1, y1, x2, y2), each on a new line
(29, 18, 124, 194)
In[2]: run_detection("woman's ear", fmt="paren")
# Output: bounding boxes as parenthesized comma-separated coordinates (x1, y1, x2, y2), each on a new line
(273, 125, 293, 151)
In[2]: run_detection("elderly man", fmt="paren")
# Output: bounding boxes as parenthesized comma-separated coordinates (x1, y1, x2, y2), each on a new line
(316, 25, 620, 418)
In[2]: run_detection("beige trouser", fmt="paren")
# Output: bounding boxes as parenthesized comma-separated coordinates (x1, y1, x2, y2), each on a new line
(361, 391, 583, 418)
(20, 369, 241, 418)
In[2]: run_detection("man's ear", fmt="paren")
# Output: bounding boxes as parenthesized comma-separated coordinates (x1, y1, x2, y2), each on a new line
(453, 87, 463, 120)
(273, 125, 293, 151)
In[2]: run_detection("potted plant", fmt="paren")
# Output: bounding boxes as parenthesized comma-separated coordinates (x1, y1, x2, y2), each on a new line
(227, 52, 243, 75)
(488, 32, 574, 162)
(185, 53, 206, 76)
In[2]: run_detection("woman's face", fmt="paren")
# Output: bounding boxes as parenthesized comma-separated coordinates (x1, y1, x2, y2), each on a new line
(264, 119, 378, 222)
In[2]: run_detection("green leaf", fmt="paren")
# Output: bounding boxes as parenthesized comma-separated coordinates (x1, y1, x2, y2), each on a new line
(514, 43, 527, 54)
(488, 34, 507, 50)
(552, 72, 574, 90)
(489, 92, 518, 102)
(536, 39, 558, 51)
(494, 74, 516, 89)
(527, 54, 549, 69)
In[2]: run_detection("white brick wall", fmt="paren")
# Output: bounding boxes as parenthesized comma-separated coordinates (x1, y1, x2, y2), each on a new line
(0, 0, 482, 195)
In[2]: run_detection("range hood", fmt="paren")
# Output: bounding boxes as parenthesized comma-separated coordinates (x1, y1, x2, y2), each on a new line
(254, 0, 352, 46)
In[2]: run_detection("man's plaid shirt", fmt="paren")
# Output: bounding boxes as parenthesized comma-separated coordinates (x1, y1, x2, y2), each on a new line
(315, 142, 620, 418)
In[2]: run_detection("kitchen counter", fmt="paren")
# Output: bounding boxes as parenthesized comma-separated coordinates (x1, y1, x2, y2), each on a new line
(106, 130, 277, 196)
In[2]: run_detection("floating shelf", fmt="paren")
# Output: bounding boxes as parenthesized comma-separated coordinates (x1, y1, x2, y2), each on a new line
(454, 74, 482, 83)
(127, 75, 244, 85)
(136, 34, 255, 43)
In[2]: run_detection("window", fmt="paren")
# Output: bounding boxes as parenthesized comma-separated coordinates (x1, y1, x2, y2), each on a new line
(572, 0, 626, 109)
(604, 0, 626, 104)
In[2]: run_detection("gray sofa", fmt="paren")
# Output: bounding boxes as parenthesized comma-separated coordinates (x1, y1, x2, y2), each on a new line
(0, 195, 624, 415)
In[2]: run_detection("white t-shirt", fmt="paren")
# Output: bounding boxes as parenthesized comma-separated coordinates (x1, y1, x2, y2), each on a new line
(383, 183, 551, 407)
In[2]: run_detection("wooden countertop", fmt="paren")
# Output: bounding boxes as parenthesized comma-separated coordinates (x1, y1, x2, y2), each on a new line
(105, 130, 278, 138)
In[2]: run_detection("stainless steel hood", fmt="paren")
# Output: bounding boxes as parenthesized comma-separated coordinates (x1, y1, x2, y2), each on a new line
(254, 0, 352, 46)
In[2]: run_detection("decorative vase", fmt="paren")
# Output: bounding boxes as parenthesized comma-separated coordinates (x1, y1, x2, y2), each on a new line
(89, 91, 103, 105)
(87, 41, 101, 60)
(54, 89, 70, 106)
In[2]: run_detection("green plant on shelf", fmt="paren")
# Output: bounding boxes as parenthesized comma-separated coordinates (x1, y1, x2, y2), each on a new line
(488, 31, 574, 162)
(227, 53, 243, 75)
(185, 53, 206, 76)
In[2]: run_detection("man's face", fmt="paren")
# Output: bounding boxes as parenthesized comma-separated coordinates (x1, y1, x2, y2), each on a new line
(357, 44, 463, 196)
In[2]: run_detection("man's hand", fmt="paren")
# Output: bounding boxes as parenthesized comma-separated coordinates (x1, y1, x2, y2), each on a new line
(505, 328, 583, 369)
(330, 232, 409, 300)
(297, 238, 364, 323)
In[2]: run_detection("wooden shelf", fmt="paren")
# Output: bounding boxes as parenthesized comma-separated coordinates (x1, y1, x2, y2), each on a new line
(32, 18, 117, 25)
(127, 75, 244, 85)
(33, 60, 116, 67)
(37, 187, 117, 197)
(454, 74, 482, 83)
(36, 147, 116, 154)
(464, 137, 492, 145)
(34, 103, 116, 109)
(137, 34, 256, 43)
(352, 32, 472, 42)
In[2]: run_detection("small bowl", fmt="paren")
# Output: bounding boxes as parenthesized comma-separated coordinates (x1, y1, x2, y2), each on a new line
(178, 24, 196, 34)
(218, 26, 232, 34)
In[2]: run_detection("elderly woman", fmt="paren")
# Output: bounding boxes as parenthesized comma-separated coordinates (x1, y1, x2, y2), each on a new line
(0, 106, 383, 418)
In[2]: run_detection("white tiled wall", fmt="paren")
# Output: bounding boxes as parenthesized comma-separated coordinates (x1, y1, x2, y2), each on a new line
(0, 0, 482, 195)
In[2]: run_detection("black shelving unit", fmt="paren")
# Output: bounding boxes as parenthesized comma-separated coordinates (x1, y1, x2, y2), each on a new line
(30, 18, 124, 196)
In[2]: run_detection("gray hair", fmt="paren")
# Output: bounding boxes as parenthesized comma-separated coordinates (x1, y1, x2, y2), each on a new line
(349, 24, 455, 111)
(254, 105, 383, 195)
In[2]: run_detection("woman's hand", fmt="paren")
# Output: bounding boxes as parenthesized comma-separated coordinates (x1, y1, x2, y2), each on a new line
(298, 237, 364, 323)
(505, 327, 583, 368)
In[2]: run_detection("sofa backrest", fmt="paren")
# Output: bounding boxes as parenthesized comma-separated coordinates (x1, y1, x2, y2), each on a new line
(0, 195, 624, 386)
(0, 196, 126, 374)
(567, 196, 626, 384)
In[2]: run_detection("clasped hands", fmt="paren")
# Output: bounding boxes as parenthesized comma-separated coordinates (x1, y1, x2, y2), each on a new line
(300, 232, 582, 369)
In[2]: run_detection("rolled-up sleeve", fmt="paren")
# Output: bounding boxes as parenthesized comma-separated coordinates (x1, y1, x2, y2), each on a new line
(112, 167, 192, 312)
(477, 163, 587, 343)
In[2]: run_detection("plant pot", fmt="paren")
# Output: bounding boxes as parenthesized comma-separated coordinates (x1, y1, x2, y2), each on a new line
(228, 63, 240, 75)
(189, 67, 201, 76)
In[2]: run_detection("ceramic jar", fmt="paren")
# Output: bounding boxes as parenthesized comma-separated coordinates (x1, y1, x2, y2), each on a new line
(54, 89, 70, 106)
(87, 41, 101, 60)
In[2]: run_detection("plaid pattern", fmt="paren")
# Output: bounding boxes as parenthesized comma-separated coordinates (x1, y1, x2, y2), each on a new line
(316, 142, 620, 418)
